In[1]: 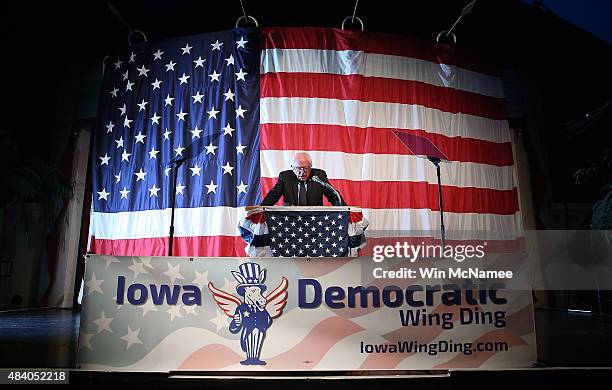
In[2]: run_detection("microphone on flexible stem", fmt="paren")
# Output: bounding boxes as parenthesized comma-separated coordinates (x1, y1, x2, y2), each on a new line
(312, 175, 342, 206)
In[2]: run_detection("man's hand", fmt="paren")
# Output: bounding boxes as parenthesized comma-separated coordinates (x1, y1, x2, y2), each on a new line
(233, 312, 242, 326)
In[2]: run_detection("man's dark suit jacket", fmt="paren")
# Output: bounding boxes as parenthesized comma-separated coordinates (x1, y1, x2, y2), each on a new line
(260, 168, 344, 206)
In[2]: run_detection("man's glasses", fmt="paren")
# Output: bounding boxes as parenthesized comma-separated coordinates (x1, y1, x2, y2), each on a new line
(292, 166, 311, 172)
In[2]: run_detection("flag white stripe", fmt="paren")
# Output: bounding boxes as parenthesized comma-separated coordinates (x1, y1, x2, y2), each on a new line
(90, 208, 521, 240)
(260, 49, 504, 98)
(261, 97, 511, 143)
(361, 209, 522, 240)
(90, 206, 247, 239)
(260, 150, 516, 191)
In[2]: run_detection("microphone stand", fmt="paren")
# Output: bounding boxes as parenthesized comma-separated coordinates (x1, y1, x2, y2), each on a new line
(168, 158, 186, 256)
(390, 130, 449, 249)
(427, 157, 446, 248)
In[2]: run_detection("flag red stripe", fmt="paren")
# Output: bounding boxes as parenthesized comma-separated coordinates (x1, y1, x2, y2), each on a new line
(265, 316, 364, 369)
(178, 344, 243, 370)
(261, 178, 519, 214)
(260, 73, 507, 120)
(90, 236, 247, 257)
(261, 27, 500, 77)
(260, 124, 514, 166)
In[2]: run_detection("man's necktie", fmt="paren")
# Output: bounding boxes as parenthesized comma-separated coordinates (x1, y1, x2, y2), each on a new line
(298, 181, 308, 206)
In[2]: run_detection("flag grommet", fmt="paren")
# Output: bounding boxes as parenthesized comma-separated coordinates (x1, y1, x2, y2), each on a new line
(436, 30, 457, 45)
(236, 15, 258, 28)
(128, 30, 147, 46)
(341, 16, 364, 31)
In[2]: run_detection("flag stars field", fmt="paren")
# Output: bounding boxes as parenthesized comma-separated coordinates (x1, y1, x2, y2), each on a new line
(91, 31, 262, 254)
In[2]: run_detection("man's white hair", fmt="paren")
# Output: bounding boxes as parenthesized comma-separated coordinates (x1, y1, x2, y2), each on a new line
(292, 152, 312, 166)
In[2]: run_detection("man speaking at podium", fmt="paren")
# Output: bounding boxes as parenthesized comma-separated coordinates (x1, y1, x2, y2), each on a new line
(261, 152, 345, 206)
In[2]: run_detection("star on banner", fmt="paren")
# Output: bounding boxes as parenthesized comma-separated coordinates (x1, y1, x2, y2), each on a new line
(205, 142, 218, 155)
(136, 65, 150, 77)
(148, 184, 160, 197)
(236, 105, 247, 118)
(235, 69, 247, 81)
(128, 259, 147, 278)
(99, 154, 110, 166)
(237, 181, 248, 194)
(176, 109, 187, 121)
(120, 187, 130, 199)
(194, 56, 206, 67)
(134, 168, 147, 181)
(79, 333, 94, 350)
(86, 273, 104, 294)
(149, 147, 159, 159)
(164, 263, 184, 285)
(205, 180, 218, 194)
(181, 44, 193, 54)
(192, 270, 209, 286)
(167, 305, 183, 322)
(178, 73, 190, 84)
(139, 299, 159, 317)
(222, 162, 234, 175)
(190, 126, 203, 139)
(236, 36, 248, 49)
(93, 311, 113, 334)
(190, 163, 202, 176)
(209, 70, 221, 82)
(121, 326, 143, 349)
(150, 112, 161, 125)
(192, 91, 204, 104)
(207, 106, 219, 119)
(223, 88, 235, 101)
(211, 310, 229, 332)
(97, 188, 110, 201)
(222, 123, 234, 137)
(211, 40, 223, 50)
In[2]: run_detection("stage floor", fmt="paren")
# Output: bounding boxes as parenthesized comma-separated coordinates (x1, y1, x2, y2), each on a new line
(0, 307, 610, 385)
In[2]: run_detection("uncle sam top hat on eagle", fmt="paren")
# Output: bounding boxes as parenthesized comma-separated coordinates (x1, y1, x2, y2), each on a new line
(232, 262, 267, 295)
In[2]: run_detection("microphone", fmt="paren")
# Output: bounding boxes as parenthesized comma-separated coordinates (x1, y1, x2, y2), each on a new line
(312, 176, 342, 206)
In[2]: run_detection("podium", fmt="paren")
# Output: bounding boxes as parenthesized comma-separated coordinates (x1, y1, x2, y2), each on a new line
(239, 206, 369, 257)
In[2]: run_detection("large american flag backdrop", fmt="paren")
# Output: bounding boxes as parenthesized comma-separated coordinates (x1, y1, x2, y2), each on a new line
(89, 27, 521, 256)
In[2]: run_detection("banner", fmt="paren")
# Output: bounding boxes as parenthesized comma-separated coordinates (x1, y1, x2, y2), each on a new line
(78, 255, 536, 371)
(239, 206, 369, 257)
